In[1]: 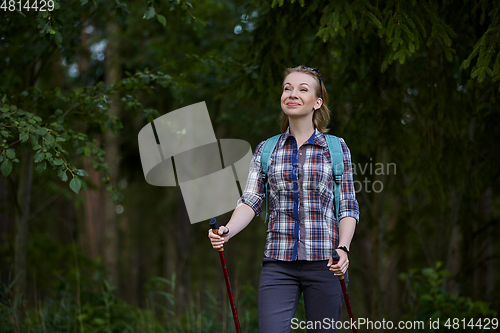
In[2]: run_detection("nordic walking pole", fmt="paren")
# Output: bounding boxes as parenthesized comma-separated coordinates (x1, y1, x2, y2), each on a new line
(332, 250, 358, 333)
(210, 218, 242, 333)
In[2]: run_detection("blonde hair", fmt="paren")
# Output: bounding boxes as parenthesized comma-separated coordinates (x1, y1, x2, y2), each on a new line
(280, 65, 330, 133)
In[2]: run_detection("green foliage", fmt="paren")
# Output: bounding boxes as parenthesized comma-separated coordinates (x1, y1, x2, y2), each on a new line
(399, 262, 497, 331)
(0, 68, 178, 198)
(273, 0, 499, 86)
(0, 230, 260, 333)
(1, 0, 499, 328)
(0, 271, 260, 333)
(460, 0, 500, 89)
(315, 0, 456, 71)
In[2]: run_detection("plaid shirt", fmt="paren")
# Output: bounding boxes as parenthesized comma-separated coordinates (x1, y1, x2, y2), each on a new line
(237, 127, 359, 261)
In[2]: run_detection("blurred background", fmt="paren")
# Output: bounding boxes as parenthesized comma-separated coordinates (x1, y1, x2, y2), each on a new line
(1, 0, 499, 332)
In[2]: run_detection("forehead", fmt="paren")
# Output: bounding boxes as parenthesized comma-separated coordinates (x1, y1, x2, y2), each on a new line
(283, 72, 316, 85)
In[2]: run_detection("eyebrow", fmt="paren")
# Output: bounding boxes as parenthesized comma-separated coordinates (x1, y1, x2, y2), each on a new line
(284, 82, 311, 87)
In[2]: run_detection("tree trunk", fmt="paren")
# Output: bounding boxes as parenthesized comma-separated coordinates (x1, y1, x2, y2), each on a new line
(0, 169, 13, 286)
(13, 149, 33, 323)
(82, 154, 104, 259)
(176, 192, 191, 313)
(473, 187, 493, 300)
(103, 20, 121, 287)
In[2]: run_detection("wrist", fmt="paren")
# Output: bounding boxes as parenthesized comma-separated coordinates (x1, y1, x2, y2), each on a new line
(336, 245, 349, 255)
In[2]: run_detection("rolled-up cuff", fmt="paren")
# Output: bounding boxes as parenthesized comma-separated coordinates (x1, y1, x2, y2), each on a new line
(339, 199, 360, 224)
(237, 192, 264, 216)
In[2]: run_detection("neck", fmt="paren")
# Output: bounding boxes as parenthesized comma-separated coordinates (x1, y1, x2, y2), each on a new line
(288, 118, 315, 145)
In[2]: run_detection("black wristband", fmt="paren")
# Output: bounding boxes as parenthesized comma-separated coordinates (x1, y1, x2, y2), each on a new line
(223, 227, 229, 235)
(336, 246, 349, 254)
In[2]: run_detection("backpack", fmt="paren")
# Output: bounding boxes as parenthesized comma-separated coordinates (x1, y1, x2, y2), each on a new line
(260, 134, 344, 228)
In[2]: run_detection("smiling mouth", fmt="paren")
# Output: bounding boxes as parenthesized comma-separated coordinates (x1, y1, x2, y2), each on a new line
(287, 102, 300, 106)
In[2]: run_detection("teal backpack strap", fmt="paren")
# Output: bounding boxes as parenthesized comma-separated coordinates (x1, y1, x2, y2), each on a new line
(260, 134, 281, 223)
(325, 135, 344, 228)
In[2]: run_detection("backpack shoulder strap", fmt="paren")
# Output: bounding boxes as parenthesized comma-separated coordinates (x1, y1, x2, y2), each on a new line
(325, 135, 344, 228)
(261, 134, 282, 178)
(260, 134, 281, 223)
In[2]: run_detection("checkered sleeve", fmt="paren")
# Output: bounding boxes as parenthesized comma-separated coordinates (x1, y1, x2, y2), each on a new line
(236, 140, 266, 216)
(338, 138, 360, 223)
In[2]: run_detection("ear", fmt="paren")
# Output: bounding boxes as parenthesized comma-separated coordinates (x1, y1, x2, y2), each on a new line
(315, 98, 323, 110)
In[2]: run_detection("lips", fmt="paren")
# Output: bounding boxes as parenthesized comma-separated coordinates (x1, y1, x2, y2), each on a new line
(287, 102, 300, 106)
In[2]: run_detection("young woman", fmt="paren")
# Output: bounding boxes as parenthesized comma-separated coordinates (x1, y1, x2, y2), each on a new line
(208, 65, 359, 333)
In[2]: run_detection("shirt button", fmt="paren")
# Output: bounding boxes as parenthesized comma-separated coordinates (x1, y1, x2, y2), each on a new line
(299, 152, 302, 155)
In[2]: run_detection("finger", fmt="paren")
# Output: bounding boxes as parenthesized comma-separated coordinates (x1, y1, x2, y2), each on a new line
(329, 266, 340, 273)
(329, 265, 343, 274)
(212, 240, 223, 248)
(209, 231, 221, 240)
(327, 257, 333, 266)
(208, 229, 218, 238)
(210, 237, 222, 246)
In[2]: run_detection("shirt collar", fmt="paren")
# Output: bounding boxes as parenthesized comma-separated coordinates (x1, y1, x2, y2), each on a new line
(278, 127, 328, 148)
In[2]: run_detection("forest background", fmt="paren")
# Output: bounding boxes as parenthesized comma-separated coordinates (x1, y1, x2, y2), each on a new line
(1, 0, 499, 332)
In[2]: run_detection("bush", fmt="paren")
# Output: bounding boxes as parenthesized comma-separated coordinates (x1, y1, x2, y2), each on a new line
(399, 262, 497, 332)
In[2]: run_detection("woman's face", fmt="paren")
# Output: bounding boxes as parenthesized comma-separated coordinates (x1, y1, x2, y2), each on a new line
(281, 72, 322, 120)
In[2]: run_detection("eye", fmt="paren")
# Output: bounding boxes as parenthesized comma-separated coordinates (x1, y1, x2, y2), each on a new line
(300, 88, 307, 92)
(284, 87, 291, 91)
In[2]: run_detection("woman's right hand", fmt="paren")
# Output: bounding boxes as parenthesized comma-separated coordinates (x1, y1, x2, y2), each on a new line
(208, 225, 229, 249)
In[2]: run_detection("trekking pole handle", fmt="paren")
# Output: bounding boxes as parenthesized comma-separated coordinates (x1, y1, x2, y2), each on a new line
(331, 250, 345, 281)
(210, 218, 224, 252)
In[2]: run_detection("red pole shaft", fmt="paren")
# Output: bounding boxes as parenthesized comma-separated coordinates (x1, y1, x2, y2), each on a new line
(218, 251, 241, 333)
(338, 277, 357, 333)
(332, 251, 357, 333)
(210, 219, 241, 333)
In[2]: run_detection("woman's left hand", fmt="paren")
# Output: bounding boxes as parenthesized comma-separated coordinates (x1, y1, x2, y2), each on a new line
(327, 249, 349, 276)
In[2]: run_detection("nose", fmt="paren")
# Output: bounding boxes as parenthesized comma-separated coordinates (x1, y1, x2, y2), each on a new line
(289, 87, 299, 98)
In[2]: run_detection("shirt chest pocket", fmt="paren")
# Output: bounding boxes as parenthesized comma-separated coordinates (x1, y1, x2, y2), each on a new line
(268, 160, 295, 193)
(302, 158, 333, 194)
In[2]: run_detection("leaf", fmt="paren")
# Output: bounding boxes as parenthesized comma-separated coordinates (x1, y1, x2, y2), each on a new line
(76, 169, 88, 176)
(70, 177, 81, 194)
(365, 11, 382, 29)
(54, 31, 63, 48)
(53, 158, 64, 165)
(45, 135, 55, 146)
(84, 147, 91, 156)
(92, 318, 106, 326)
(58, 170, 68, 182)
(1, 160, 12, 176)
(80, 178, 87, 191)
(1, 104, 9, 112)
(6, 149, 15, 159)
(34, 152, 45, 163)
(74, 87, 83, 96)
(80, 0, 88, 4)
(157, 15, 167, 27)
(19, 131, 29, 142)
(36, 161, 46, 173)
(36, 128, 47, 135)
(144, 7, 155, 19)
(194, 18, 207, 32)
(409, 42, 415, 53)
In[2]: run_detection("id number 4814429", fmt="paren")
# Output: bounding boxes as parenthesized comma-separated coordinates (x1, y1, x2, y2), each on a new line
(444, 318, 498, 330)
(1, 0, 55, 11)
